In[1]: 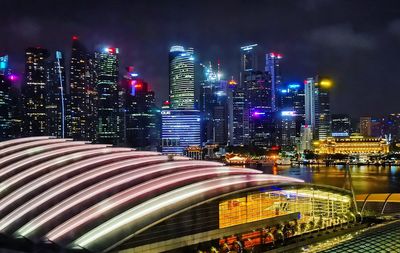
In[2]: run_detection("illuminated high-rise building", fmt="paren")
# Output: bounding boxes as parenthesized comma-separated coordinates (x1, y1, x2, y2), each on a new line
(230, 44, 281, 148)
(266, 52, 282, 111)
(316, 77, 332, 140)
(304, 76, 332, 140)
(0, 56, 20, 140)
(169, 46, 195, 109)
(331, 114, 351, 138)
(123, 68, 158, 150)
(46, 51, 67, 138)
(161, 110, 201, 155)
(96, 47, 120, 145)
(21, 47, 50, 136)
(240, 44, 258, 72)
(246, 71, 274, 147)
(360, 116, 372, 137)
(381, 113, 400, 142)
(68, 36, 98, 142)
(199, 62, 228, 145)
(162, 45, 200, 155)
(277, 83, 305, 149)
(304, 77, 316, 131)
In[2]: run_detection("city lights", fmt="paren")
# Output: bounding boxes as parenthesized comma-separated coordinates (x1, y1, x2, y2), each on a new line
(0, 3, 399, 252)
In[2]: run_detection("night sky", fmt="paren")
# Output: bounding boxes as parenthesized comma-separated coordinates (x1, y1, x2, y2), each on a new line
(1, 0, 400, 118)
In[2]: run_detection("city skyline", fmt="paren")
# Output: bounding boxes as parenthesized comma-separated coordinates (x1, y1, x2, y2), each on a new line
(1, 0, 400, 117)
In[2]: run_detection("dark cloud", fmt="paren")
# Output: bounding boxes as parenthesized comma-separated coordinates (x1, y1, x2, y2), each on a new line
(308, 25, 375, 50)
(9, 18, 42, 40)
(388, 19, 400, 37)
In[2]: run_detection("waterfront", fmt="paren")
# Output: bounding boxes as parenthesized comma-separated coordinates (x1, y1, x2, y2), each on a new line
(256, 165, 400, 194)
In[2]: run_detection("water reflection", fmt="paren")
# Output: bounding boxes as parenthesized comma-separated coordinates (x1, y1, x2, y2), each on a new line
(250, 164, 400, 194)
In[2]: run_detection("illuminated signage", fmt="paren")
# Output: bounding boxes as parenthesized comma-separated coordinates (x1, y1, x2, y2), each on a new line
(240, 44, 258, 51)
(0, 55, 8, 71)
(281, 111, 296, 116)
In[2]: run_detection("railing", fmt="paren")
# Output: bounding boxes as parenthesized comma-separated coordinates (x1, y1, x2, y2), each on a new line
(356, 193, 400, 214)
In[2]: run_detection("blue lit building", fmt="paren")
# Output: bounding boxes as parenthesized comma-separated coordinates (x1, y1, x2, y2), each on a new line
(199, 62, 228, 146)
(161, 110, 201, 155)
(249, 109, 278, 148)
(234, 44, 276, 147)
(265, 52, 282, 112)
(162, 46, 201, 156)
(277, 83, 305, 150)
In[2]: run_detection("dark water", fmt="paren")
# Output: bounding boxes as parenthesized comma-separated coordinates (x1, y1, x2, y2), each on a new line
(254, 165, 400, 194)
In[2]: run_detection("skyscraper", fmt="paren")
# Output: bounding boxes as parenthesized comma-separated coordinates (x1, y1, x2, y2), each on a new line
(199, 62, 228, 145)
(316, 77, 332, 140)
(162, 45, 200, 155)
(21, 47, 50, 136)
(46, 51, 67, 138)
(266, 52, 282, 112)
(304, 76, 332, 140)
(304, 77, 316, 132)
(230, 82, 245, 146)
(169, 46, 195, 109)
(240, 44, 258, 72)
(246, 71, 274, 147)
(0, 56, 19, 140)
(68, 36, 97, 142)
(233, 44, 268, 146)
(96, 47, 120, 145)
(276, 83, 305, 150)
(123, 68, 158, 150)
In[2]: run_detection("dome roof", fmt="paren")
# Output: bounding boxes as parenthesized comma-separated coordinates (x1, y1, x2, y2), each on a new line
(0, 137, 304, 252)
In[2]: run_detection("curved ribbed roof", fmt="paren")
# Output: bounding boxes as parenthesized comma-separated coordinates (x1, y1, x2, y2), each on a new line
(0, 137, 305, 252)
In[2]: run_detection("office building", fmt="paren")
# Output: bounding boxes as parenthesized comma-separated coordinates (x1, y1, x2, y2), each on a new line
(0, 57, 19, 140)
(169, 46, 195, 109)
(250, 109, 278, 148)
(360, 117, 372, 137)
(46, 51, 67, 138)
(161, 110, 201, 155)
(299, 124, 313, 152)
(162, 45, 200, 155)
(123, 68, 158, 150)
(230, 83, 245, 146)
(21, 47, 50, 136)
(199, 62, 228, 145)
(381, 113, 400, 142)
(265, 52, 282, 111)
(304, 76, 332, 140)
(279, 110, 298, 150)
(331, 114, 351, 138)
(235, 44, 276, 147)
(96, 47, 121, 145)
(68, 36, 98, 142)
(277, 83, 305, 149)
